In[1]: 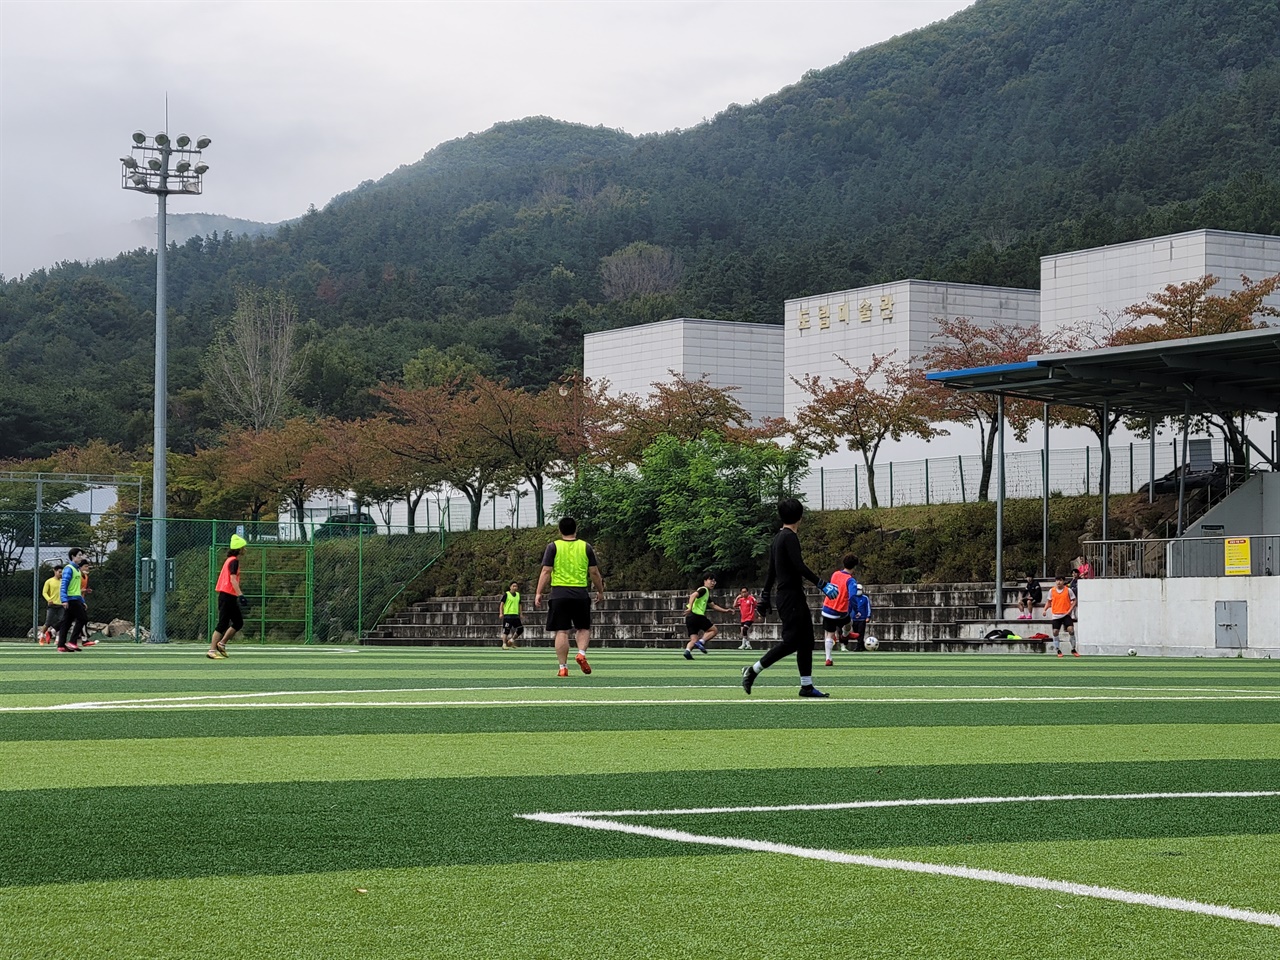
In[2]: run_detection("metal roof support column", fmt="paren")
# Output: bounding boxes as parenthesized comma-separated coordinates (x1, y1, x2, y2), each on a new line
(1042, 403, 1050, 578)
(996, 394, 1005, 616)
(1177, 400, 1190, 537)
(1101, 400, 1110, 543)
(1148, 418, 1156, 505)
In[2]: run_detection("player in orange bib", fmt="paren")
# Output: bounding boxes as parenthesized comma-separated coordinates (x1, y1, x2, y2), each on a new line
(1046, 573, 1078, 658)
(208, 534, 247, 660)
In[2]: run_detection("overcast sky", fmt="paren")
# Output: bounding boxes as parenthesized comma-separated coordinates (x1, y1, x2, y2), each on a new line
(0, 0, 973, 278)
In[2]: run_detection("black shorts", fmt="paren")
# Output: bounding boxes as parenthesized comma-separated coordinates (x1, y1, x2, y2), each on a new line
(740, 620, 754, 632)
(546, 597, 591, 632)
(502, 615, 524, 633)
(216, 592, 245, 633)
(45, 606, 63, 628)
(685, 612, 713, 635)
(1052, 614, 1074, 630)
(822, 613, 850, 634)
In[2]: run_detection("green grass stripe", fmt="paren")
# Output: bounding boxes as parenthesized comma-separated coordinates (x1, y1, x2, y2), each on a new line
(6, 679, 1277, 707)
(4, 723, 1279, 791)
(4, 850, 1279, 960)
(2, 761, 1276, 888)
(6, 697, 1280, 741)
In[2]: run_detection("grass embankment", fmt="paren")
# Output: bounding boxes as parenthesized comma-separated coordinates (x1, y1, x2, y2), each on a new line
(409, 495, 1124, 597)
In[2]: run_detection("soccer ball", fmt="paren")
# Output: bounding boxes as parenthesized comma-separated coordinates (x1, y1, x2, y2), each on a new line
(864, 636, 879, 651)
(1127, 648, 1137, 657)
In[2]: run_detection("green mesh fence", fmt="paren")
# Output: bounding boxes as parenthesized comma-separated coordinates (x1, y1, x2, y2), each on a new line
(0, 508, 447, 644)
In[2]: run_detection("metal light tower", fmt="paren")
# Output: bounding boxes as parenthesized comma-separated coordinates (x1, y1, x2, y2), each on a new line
(122, 130, 210, 642)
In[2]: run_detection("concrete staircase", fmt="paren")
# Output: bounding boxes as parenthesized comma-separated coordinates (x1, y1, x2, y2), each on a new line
(363, 582, 1058, 654)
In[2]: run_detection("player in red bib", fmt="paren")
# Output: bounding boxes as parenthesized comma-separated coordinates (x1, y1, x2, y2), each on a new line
(734, 587, 759, 650)
(821, 554, 858, 666)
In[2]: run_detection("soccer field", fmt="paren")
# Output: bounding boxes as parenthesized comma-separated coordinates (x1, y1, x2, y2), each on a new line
(2, 645, 1278, 960)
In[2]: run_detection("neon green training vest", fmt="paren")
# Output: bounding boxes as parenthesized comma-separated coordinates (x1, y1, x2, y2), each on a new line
(690, 588, 710, 616)
(550, 539, 589, 587)
(503, 592, 520, 615)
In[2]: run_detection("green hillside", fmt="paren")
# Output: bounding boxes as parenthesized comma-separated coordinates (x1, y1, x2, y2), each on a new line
(3, 0, 1280, 458)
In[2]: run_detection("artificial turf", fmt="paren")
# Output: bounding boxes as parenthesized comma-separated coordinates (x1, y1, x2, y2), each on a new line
(1, 645, 1277, 959)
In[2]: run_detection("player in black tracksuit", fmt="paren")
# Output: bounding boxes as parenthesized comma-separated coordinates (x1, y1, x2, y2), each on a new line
(742, 498, 829, 698)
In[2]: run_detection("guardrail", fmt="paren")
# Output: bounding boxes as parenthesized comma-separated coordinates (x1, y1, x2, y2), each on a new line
(1083, 536, 1280, 579)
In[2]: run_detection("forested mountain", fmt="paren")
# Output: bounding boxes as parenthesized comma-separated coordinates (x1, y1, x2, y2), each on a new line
(3, 0, 1280, 460)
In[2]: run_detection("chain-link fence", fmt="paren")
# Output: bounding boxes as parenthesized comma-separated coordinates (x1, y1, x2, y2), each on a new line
(798, 441, 1198, 511)
(0, 505, 448, 644)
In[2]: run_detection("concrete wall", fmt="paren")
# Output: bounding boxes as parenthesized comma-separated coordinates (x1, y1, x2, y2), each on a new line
(783, 279, 1039, 419)
(1082, 576, 1280, 658)
(1040, 229, 1280, 335)
(1186, 473, 1271, 537)
(584, 318, 783, 424)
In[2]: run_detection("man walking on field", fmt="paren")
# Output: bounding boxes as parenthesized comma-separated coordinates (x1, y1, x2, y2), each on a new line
(742, 498, 830, 698)
(535, 516, 605, 677)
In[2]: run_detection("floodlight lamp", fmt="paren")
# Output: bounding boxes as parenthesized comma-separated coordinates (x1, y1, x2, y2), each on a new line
(132, 130, 147, 144)
(121, 156, 138, 169)
(131, 173, 148, 187)
(196, 136, 211, 149)
(175, 160, 191, 173)
(147, 158, 162, 171)
(176, 134, 191, 148)
(154, 132, 169, 147)
(194, 162, 208, 175)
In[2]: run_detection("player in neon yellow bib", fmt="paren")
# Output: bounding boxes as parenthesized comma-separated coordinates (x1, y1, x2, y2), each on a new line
(683, 574, 733, 659)
(500, 581, 523, 648)
(535, 517, 605, 677)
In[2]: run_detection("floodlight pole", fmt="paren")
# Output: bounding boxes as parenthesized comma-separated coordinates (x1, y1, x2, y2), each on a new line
(152, 167, 169, 642)
(122, 130, 209, 643)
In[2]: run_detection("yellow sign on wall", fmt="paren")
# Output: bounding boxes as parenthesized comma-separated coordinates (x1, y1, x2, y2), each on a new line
(1224, 537, 1251, 576)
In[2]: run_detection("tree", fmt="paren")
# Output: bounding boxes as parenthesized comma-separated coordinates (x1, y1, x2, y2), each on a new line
(463, 378, 567, 527)
(922, 317, 1052, 501)
(556, 431, 807, 578)
(599, 242, 683, 300)
(792, 353, 938, 509)
(598, 373, 758, 466)
(305, 417, 402, 517)
(379, 383, 515, 531)
(202, 287, 308, 431)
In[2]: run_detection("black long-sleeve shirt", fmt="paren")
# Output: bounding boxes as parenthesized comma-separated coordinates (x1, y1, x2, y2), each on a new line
(763, 527, 820, 598)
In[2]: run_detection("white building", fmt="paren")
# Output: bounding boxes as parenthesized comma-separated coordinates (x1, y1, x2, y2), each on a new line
(583, 318, 784, 424)
(783, 280, 1040, 418)
(1040, 228, 1280, 335)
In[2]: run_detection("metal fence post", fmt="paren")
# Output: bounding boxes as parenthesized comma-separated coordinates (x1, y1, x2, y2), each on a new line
(924, 458, 930, 506)
(958, 456, 966, 504)
(820, 467, 825, 511)
(889, 461, 894, 509)
(357, 521, 365, 639)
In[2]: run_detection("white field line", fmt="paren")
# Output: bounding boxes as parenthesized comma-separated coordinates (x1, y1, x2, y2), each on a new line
(4, 692, 1280, 713)
(518, 791, 1280, 929)
(2, 691, 1280, 716)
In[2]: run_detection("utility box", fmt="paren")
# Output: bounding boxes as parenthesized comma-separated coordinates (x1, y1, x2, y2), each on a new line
(1215, 600, 1247, 649)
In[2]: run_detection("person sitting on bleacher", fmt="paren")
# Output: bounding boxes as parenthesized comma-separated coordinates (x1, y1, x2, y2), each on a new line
(1017, 572, 1043, 620)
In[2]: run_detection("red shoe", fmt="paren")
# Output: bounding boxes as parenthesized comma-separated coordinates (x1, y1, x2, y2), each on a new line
(65, 642, 80, 651)
(1056, 650, 1064, 658)
(824, 659, 834, 667)
(1072, 650, 1081, 657)
(557, 666, 569, 678)
(81, 639, 97, 647)
(575, 653, 592, 675)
